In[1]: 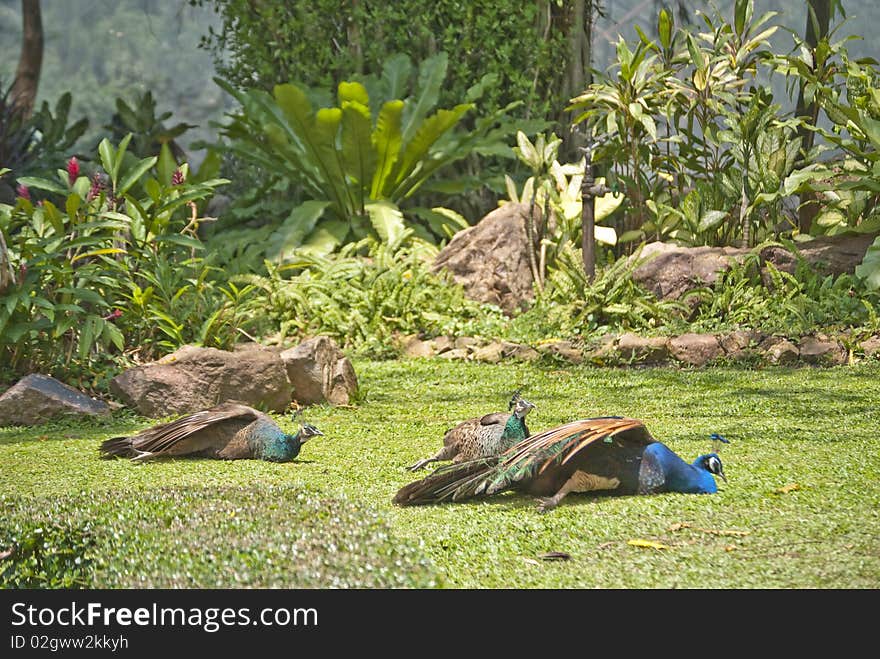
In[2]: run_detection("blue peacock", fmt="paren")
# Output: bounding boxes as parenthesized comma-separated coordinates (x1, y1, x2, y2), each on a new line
(394, 416, 727, 512)
(100, 402, 324, 463)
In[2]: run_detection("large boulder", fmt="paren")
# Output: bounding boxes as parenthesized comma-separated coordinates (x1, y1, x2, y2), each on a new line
(761, 233, 875, 278)
(110, 344, 292, 417)
(632, 234, 876, 302)
(280, 336, 359, 406)
(432, 203, 537, 314)
(631, 242, 749, 301)
(0, 374, 110, 426)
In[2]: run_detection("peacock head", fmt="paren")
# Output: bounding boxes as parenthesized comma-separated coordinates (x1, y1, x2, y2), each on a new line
(297, 423, 324, 443)
(511, 397, 536, 419)
(696, 453, 727, 482)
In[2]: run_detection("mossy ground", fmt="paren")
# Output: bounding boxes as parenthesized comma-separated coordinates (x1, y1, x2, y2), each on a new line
(2, 359, 879, 588)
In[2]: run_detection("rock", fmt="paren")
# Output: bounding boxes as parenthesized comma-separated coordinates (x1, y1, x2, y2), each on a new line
(472, 342, 505, 363)
(719, 330, 764, 359)
(506, 344, 540, 362)
(0, 374, 111, 426)
(541, 340, 584, 364)
(403, 337, 435, 358)
(437, 348, 470, 360)
(631, 235, 877, 303)
(760, 233, 875, 279)
(586, 335, 619, 365)
(859, 335, 880, 358)
(432, 203, 537, 314)
(798, 336, 846, 365)
(281, 336, 359, 406)
(616, 333, 669, 364)
(631, 242, 749, 301)
(762, 338, 799, 365)
(111, 344, 293, 417)
(669, 333, 722, 366)
(432, 336, 455, 354)
(454, 336, 479, 350)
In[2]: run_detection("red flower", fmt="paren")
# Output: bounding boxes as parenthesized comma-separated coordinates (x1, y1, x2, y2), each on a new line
(171, 168, 185, 186)
(103, 309, 123, 321)
(16, 184, 30, 200)
(87, 172, 104, 201)
(67, 156, 80, 186)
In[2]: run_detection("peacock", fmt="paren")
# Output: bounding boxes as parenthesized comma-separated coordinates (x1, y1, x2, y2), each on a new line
(100, 402, 324, 463)
(406, 392, 536, 471)
(394, 416, 727, 512)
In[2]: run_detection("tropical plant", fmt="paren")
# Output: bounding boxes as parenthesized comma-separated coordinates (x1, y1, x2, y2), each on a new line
(505, 130, 623, 289)
(0, 83, 88, 201)
(209, 52, 530, 257)
(233, 231, 507, 356)
(103, 90, 196, 163)
(0, 135, 232, 375)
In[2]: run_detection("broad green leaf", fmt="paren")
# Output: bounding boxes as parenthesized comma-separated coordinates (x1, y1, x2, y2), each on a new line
(118, 156, 158, 195)
(371, 100, 404, 199)
(341, 100, 376, 209)
(157, 143, 178, 186)
(16, 176, 67, 195)
(856, 235, 880, 290)
(402, 52, 448, 144)
(390, 104, 472, 198)
(268, 200, 333, 258)
(98, 138, 115, 179)
(658, 8, 673, 49)
(300, 218, 350, 256)
(698, 210, 728, 232)
(338, 81, 370, 107)
(380, 53, 412, 104)
(595, 180, 624, 221)
(112, 134, 133, 187)
(366, 200, 406, 248)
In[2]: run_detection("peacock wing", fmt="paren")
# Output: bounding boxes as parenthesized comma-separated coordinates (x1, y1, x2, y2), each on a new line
(128, 402, 262, 456)
(476, 417, 654, 496)
(479, 412, 509, 426)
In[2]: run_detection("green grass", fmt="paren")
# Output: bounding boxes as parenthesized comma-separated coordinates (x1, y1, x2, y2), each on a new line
(2, 359, 879, 588)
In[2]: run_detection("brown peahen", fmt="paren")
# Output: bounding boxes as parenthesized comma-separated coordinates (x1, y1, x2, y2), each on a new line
(100, 402, 324, 463)
(395, 416, 727, 512)
(406, 393, 536, 471)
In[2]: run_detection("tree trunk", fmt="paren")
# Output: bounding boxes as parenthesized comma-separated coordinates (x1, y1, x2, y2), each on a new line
(795, 0, 831, 235)
(581, 147, 596, 282)
(564, 0, 593, 161)
(11, 0, 43, 119)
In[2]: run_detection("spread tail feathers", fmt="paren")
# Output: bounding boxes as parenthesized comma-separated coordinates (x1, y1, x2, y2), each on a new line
(100, 436, 135, 459)
(393, 457, 500, 506)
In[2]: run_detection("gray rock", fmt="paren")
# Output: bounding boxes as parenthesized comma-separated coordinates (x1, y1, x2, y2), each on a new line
(860, 335, 880, 358)
(281, 336, 359, 406)
(454, 336, 479, 350)
(631, 242, 749, 301)
(617, 333, 669, 363)
(432, 336, 455, 354)
(762, 338, 799, 365)
(0, 374, 110, 426)
(111, 344, 293, 417)
(432, 203, 537, 314)
(506, 344, 540, 362)
(760, 233, 875, 279)
(719, 330, 764, 359)
(403, 337, 435, 358)
(472, 342, 505, 363)
(437, 348, 470, 360)
(798, 336, 846, 365)
(541, 340, 584, 364)
(669, 333, 722, 366)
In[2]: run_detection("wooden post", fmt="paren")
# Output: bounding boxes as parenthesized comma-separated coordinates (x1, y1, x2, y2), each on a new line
(580, 134, 611, 282)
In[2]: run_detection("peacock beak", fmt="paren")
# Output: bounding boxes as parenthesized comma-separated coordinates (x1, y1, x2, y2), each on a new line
(718, 469, 727, 483)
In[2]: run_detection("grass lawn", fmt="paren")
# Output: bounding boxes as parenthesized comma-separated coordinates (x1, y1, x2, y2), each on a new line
(2, 358, 878, 588)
